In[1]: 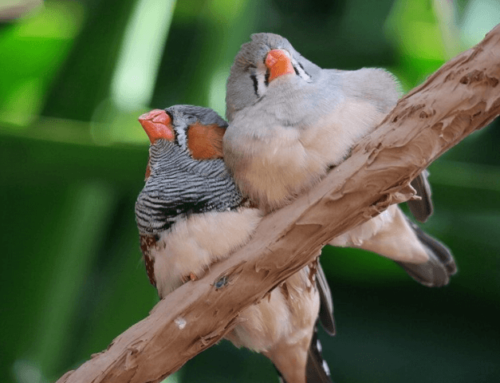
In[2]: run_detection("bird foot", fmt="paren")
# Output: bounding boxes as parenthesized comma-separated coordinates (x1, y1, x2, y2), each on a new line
(181, 272, 199, 284)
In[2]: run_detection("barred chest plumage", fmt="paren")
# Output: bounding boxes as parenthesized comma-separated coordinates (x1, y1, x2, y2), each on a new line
(135, 140, 243, 236)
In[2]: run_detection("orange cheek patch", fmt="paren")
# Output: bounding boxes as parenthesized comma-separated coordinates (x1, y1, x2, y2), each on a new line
(187, 123, 225, 160)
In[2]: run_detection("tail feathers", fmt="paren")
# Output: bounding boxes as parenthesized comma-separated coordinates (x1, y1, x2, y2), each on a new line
(407, 170, 433, 223)
(274, 367, 285, 383)
(316, 263, 336, 336)
(396, 218, 457, 287)
(305, 324, 333, 383)
(273, 324, 333, 383)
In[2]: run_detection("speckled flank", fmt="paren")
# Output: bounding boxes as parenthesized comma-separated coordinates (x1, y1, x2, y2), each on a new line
(140, 235, 157, 287)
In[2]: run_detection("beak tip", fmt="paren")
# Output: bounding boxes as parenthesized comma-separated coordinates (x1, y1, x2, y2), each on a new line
(138, 109, 174, 143)
(138, 109, 167, 123)
(265, 49, 294, 82)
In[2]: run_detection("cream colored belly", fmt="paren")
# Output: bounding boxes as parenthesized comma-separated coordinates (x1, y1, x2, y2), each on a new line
(231, 100, 387, 212)
(225, 266, 319, 352)
(235, 129, 327, 212)
(150, 208, 262, 298)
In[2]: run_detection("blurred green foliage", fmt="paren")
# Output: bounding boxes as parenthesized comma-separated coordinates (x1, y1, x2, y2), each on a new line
(1, 1, 499, 382)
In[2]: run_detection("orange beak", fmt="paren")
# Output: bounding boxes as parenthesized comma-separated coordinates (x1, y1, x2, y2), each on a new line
(138, 109, 174, 144)
(265, 49, 295, 82)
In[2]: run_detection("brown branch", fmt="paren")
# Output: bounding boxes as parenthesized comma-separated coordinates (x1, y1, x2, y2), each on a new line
(57, 24, 500, 383)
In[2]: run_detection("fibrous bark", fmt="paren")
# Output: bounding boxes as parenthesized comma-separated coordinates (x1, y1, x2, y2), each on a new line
(57, 24, 500, 383)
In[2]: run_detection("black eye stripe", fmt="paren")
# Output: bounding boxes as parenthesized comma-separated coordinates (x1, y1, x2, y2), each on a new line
(250, 74, 259, 97)
(293, 66, 299, 75)
(264, 72, 270, 86)
(298, 62, 311, 78)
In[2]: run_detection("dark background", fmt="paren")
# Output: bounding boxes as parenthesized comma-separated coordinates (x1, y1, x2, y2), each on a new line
(1, 0, 499, 382)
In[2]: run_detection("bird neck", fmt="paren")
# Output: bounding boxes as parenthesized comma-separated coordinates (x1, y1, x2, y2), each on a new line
(135, 142, 242, 235)
(148, 140, 228, 179)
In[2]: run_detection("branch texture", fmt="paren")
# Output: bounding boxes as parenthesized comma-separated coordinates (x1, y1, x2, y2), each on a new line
(58, 24, 500, 383)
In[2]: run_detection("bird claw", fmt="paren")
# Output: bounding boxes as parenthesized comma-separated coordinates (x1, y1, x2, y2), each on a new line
(181, 272, 198, 284)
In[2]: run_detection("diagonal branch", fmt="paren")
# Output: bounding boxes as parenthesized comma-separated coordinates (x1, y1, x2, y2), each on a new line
(57, 24, 500, 383)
